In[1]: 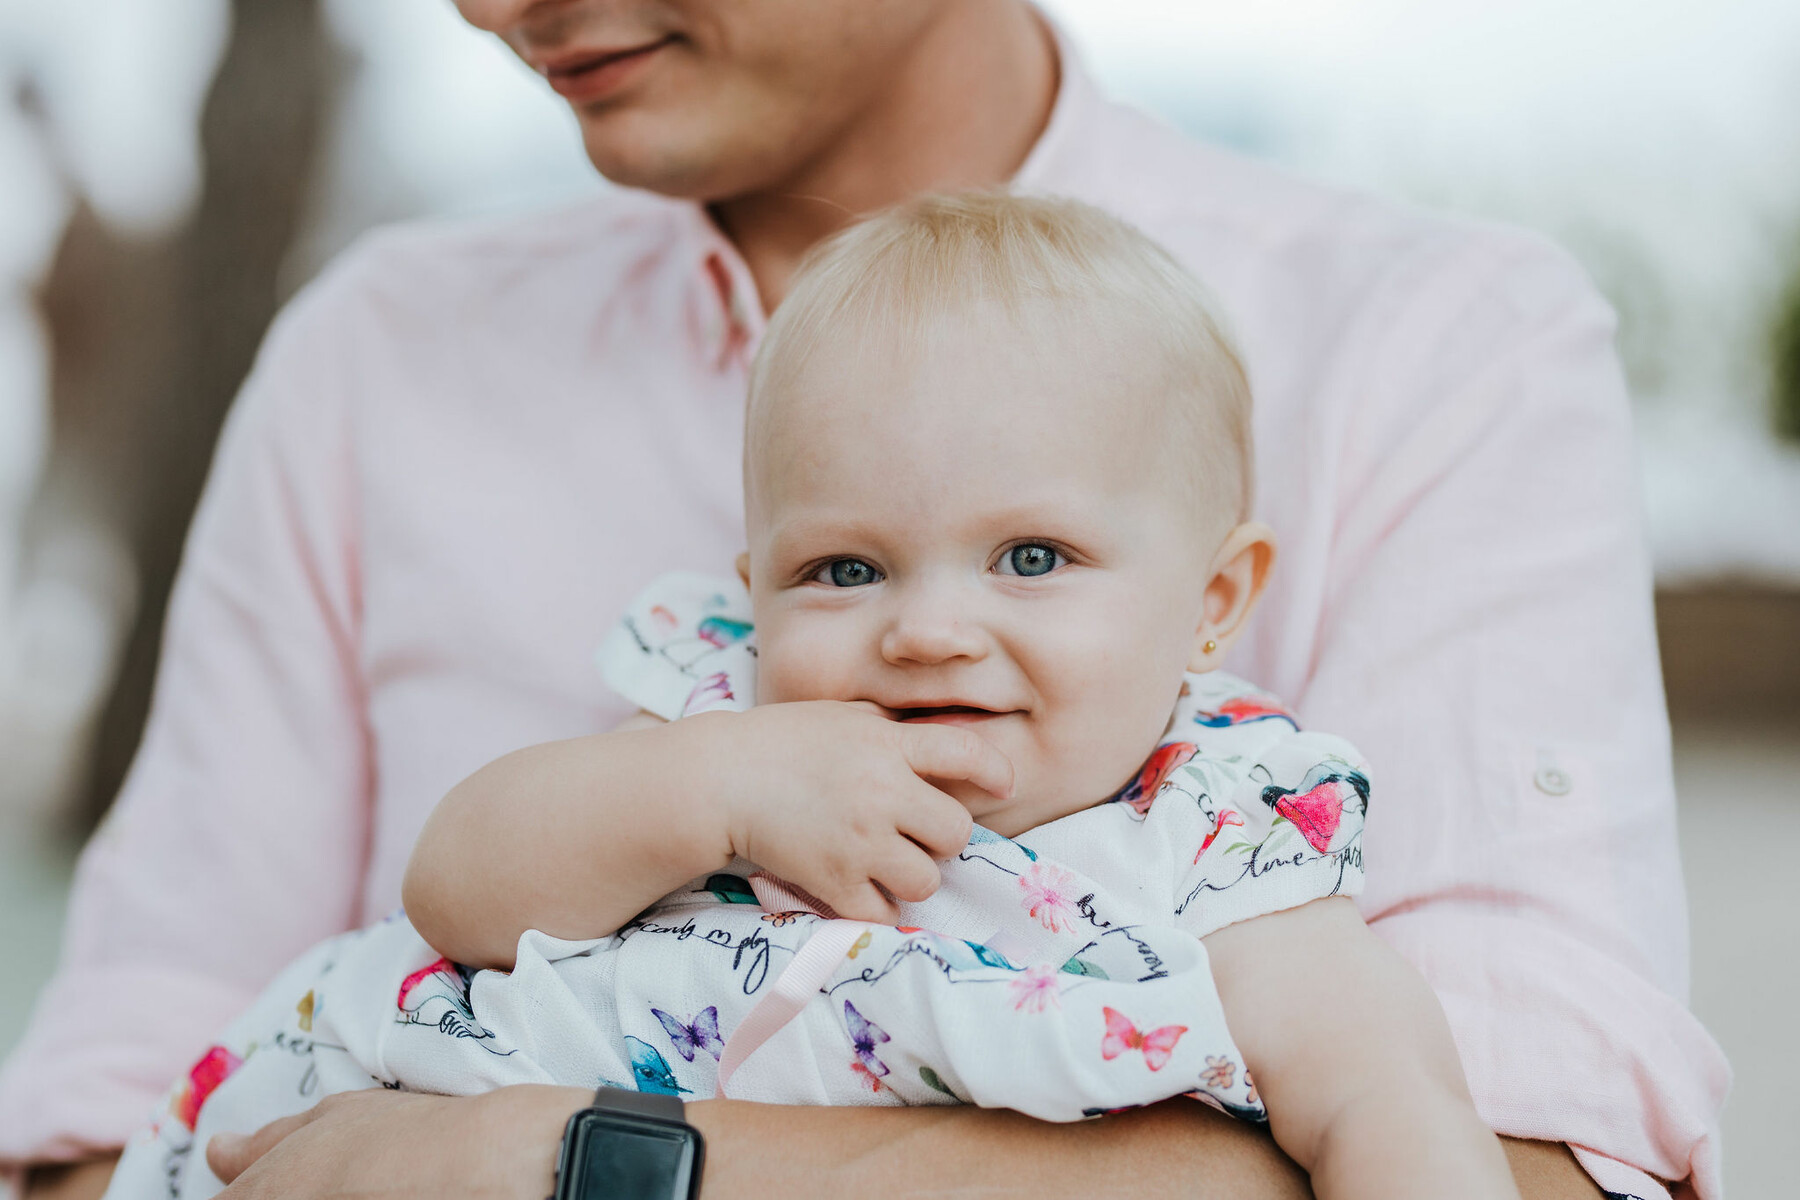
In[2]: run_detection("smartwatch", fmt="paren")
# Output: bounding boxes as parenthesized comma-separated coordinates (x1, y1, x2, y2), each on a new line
(552, 1088, 706, 1200)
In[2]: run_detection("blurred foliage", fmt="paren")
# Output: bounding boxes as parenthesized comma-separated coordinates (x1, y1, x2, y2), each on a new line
(1774, 252, 1800, 443)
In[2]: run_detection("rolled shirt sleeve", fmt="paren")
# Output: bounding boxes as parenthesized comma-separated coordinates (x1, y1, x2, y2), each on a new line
(0, 268, 373, 1165)
(1305, 233, 1730, 1197)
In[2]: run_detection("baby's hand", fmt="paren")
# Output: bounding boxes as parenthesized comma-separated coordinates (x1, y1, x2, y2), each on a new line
(687, 701, 1011, 923)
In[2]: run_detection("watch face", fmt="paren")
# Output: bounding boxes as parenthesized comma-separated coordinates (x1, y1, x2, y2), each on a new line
(566, 1111, 700, 1200)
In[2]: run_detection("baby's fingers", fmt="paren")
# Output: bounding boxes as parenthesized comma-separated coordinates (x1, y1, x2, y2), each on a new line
(900, 724, 1014, 800)
(828, 880, 901, 925)
(873, 845, 943, 904)
(897, 791, 975, 860)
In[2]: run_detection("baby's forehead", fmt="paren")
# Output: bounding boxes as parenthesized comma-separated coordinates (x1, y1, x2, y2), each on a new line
(746, 303, 1222, 532)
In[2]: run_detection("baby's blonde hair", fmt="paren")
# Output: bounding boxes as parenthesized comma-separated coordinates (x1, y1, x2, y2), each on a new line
(747, 191, 1254, 527)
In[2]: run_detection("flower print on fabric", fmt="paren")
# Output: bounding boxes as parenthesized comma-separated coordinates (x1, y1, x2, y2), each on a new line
(844, 1000, 891, 1082)
(1110, 742, 1198, 817)
(1009, 964, 1063, 1013)
(170, 1045, 242, 1131)
(1261, 761, 1370, 855)
(1100, 1007, 1187, 1072)
(1201, 1056, 1237, 1090)
(1018, 862, 1080, 933)
(653, 1006, 724, 1062)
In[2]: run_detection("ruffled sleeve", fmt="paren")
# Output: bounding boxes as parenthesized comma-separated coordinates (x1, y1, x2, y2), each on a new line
(1162, 675, 1369, 939)
(596, 571, 757, 720)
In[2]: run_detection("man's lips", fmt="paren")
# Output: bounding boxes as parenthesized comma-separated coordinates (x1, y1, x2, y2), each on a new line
(537, 37, 675, 103)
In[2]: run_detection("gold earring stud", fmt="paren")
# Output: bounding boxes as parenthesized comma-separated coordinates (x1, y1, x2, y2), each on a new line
(1203, 639, 1217, 655)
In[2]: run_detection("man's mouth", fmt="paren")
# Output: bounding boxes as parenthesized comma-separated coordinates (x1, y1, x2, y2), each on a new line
(538, 37, 676, 102)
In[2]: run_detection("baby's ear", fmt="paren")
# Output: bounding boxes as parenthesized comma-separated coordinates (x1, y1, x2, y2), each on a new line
(735, 552, 752, 587)
(1189, 523, 1277, 671)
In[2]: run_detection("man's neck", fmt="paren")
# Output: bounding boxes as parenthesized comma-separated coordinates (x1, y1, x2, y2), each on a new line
(710, 0, 1058, 312)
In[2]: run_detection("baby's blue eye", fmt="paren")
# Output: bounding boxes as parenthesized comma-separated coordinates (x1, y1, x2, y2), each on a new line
(998, 544, 1062, 577)
(819, 558, 882, 587)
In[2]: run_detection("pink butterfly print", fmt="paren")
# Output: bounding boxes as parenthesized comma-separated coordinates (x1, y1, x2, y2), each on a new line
(654, 1005, 724, 1062)
(1193, 809, 1245, 863)
(844, 1000, 891, 1079)
(849, 1060, 887, 1093)
(170, 1045, 242, 1131)
(1112, 742, 1198, 816)
(1100, 1007, 1187, 1072)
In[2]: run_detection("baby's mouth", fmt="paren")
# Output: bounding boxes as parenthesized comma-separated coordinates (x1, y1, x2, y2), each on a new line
(894, 705, 1015, 725)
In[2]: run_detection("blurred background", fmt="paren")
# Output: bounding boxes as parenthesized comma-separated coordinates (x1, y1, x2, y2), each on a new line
(2, 0, 1795, 1192)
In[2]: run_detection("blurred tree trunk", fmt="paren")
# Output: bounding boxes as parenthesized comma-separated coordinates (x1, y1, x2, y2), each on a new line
(38, 0, 329, 832)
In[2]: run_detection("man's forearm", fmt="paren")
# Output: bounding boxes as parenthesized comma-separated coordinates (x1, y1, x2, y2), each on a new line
(686, 1098, 1312, 1199)
(685, 1100, 1605, 1200)
(46, 1092, 1607, 1200)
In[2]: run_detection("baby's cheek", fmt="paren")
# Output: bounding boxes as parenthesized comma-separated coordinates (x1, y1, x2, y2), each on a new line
(755, 622, 863, 705)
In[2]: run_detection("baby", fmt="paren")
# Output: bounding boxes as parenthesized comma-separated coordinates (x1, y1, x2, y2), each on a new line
(107, 194, 1518, 1200)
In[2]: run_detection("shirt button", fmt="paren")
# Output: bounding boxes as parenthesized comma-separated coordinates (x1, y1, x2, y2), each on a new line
(1534, 752, 1572, 796)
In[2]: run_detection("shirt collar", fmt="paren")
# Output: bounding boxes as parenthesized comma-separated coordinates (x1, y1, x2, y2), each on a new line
(685, 4, 1100, 369)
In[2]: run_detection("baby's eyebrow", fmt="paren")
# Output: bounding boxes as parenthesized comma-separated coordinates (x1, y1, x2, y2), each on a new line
(760, 515, 894, 554)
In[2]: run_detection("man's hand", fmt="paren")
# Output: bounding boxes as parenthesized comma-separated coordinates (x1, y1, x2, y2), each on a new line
(700, 701, 1010, 922)
(207, 1086, 589, 1200)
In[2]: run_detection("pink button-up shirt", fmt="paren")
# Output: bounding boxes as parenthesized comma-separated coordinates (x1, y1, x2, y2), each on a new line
(0, 40, 1727, 1200)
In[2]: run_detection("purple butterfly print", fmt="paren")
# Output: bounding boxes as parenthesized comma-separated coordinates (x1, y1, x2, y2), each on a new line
(652, 1006, 724, 1063)
(843, 1000, 891, 1078)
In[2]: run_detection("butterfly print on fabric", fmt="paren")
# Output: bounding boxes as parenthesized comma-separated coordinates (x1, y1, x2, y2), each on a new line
(653, 1006, 724, 1062)
(843, 1000, 891, 1079)
(1100, 1007, 1187, 1072)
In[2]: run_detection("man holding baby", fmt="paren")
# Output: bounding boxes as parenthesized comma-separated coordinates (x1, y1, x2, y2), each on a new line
(2, 2, 1726, 1198)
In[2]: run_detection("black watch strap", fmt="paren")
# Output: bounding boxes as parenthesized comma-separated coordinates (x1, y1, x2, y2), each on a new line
(591, 1086, 686, 1123)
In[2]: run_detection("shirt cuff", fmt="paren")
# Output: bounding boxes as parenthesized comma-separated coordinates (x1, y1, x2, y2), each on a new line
(1571, 1145, 1671, 1199)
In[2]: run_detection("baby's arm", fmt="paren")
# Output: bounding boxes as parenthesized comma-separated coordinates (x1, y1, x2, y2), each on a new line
(1204, 897, 1521, 1200)
(402, 702, 1004, 970)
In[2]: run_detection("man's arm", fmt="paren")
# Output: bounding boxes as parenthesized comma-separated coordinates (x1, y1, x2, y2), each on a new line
(1292, 229, 1729, 1194)
(0, 260, 376, 1171)
(134, 1088, 1599, 1200)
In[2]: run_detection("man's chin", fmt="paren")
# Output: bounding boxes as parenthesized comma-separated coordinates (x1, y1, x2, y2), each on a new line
(578, 119, 768, 202)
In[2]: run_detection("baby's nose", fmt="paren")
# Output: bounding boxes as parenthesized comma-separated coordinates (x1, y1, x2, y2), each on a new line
(879, 595, 989, 665)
